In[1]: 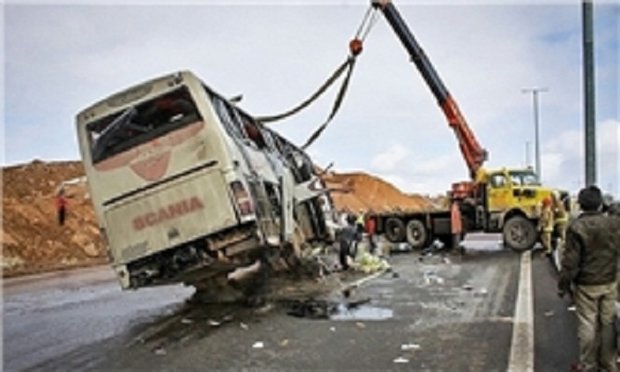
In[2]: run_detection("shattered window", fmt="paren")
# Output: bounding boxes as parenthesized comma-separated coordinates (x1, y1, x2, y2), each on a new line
(87, 87, 201, 163)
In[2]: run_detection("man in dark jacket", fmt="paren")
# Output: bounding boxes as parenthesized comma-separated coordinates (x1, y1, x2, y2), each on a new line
(338, 214, 361, 271)
(559, 185, 620, 372)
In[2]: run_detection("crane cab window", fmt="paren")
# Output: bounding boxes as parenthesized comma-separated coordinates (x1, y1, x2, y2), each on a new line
(489, 174, 507, 188)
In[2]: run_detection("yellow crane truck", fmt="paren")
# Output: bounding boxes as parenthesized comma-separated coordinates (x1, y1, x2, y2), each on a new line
(367, 0, 569, 251)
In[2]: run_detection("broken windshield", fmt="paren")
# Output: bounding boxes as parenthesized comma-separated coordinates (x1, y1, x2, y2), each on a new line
(87, 87, 201, 163)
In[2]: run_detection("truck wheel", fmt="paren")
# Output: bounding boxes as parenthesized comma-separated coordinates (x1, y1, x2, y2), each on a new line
(384, 217, 406, 243)
(503, 216, 537, 252)
(406, 219, 428, 250)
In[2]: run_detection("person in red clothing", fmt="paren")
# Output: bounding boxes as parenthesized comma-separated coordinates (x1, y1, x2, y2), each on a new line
(365, 211, 377, 255)
(56, 187, 67, 226)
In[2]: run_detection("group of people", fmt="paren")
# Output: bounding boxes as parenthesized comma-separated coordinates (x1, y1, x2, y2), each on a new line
(558, 185, 620, 371)
(336, 209, 377, 271)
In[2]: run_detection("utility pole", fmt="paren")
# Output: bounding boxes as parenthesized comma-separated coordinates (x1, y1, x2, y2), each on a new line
(525, 141, 532, 168)
(522, 87, 548, 182)
(583, 0, 596, 186)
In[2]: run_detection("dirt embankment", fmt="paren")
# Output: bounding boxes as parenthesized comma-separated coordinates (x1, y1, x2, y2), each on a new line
(2, 160, 106, 277)
(2, 162, 435, 277)
(321, 171, 436, 213)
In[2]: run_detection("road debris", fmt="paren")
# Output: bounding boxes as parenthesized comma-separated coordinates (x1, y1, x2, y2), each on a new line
(393, 357, 410, 363)
(544, 310, 555, 317)
(401, 343, 421, 351)
(355, 322, 366, 329)
(154, 348, 167, 356)
(252, 341, 265, 349)
(180, 318, 193, 324)
(240, 322, 249, 330)
(462, 284, 473, 291)
(423, 270, 444, 285)
(329, 326, 336, 332)
(280, 339, 289, 347)
(287, 299, 338, 319)
(567, 305, 576, 312)
(207, 319, 221, 327)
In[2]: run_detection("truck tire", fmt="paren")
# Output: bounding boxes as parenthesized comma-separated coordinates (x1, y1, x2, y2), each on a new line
(406, 219, 428, 250)
(384, 217, 406, 243)
(503, 216, 537, 252)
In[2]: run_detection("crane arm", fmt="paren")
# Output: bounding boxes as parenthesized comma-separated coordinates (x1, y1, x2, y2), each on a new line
(372, 0, 487, 178)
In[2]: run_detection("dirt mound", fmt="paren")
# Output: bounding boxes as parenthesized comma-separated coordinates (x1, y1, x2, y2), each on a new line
(1, 161, 435, 277)
(2, 160, 106, 277)
(321, 171, 435, 213)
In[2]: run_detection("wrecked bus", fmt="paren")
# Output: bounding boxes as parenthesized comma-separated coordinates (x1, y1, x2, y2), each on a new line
(76, 70, 333, 290)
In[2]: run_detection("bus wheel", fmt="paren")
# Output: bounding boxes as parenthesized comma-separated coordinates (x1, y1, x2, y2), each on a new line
(406, 219, 428, 250)
(503, 216, 537, 252)
(384, 217, 406, 243)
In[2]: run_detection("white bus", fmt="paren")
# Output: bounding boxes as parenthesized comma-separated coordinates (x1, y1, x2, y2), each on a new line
(76, 70, 333, 290)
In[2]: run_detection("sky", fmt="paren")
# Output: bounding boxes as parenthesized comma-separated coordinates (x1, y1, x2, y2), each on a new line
(3, 0, 619, 198)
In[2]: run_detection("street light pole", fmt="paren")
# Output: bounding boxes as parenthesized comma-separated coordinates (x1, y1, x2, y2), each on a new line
(522, 87, 548, 182)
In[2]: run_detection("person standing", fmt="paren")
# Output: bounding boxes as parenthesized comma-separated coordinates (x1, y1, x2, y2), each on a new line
(539, 196, 554, 256)
(552, 191, 569, 245)
(55, 187, 68, 226)
(338, 214, 360, 271)
(558, 185, 620, 372)
(364, 211, 377, 255)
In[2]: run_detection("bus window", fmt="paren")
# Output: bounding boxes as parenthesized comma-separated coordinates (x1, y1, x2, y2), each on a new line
(209, 92, 246, 141)
(87, 86, 201, 163)
(239, 113, 266, 149)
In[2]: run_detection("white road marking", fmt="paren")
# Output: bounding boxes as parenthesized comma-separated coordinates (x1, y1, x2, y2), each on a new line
(508, 250, 534, 371)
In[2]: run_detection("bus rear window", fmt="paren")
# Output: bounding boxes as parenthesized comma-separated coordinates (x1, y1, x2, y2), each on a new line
(87, 87, 202, 163)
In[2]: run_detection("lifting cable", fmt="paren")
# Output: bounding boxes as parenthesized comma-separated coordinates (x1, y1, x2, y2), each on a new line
(256, 6, 379, 150)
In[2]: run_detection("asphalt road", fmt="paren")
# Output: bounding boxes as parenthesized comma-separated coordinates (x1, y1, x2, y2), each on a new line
(3, 235, 580, 371)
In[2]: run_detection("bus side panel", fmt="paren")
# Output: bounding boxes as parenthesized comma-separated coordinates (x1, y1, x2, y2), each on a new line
(104, 168, 238, 264)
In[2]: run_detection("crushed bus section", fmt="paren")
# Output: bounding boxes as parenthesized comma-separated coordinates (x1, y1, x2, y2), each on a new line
(76, 71, 335, 292)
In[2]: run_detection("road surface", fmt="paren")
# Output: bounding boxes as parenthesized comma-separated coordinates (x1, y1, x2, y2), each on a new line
(3, 235, 579, 371)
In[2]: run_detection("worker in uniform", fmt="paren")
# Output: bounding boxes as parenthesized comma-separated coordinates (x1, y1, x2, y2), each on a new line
(558, 185, 620, 372)
(539, 196, 554, 256)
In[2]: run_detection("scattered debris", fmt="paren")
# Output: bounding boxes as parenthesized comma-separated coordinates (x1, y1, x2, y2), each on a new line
(355, 322, 366, 329)
(567, 305, 576, 312)
(180, 318, 193, 324)
(423, 270, 444, 285)
(401, 343, 421, 351)
(393, 357, 410, 363)
(352, 252, 391, 274)
(207, 319, 221, 327)
(252, 341, 264, 349)
(287, 299, 338, 319)
(154, 348, 166, 356)
(329, 326, 336, 332)
(462, 284, 473, 291)
(280, 339, 289, 347)
(240, 322, 249, 330)
(544, 311, 555, 317)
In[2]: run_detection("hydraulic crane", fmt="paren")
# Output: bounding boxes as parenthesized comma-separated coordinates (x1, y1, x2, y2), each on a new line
(363, 0, 569, 251)
(370, 0, 488, 188)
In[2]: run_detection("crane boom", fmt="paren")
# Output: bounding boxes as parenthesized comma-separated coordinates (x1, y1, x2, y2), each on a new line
(372, 0, 488, 179)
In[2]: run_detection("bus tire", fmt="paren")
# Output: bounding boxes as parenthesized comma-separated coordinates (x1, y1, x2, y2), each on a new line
(406, 219, 428, 250)
(502, 216, 537, 252)
(384, 217, 406, 243)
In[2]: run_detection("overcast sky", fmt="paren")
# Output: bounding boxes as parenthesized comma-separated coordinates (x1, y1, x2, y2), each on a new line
(3, 1, 619, 197)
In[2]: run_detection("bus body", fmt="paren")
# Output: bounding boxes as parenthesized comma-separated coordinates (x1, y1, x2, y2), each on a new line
(76, 70, 333, 289)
